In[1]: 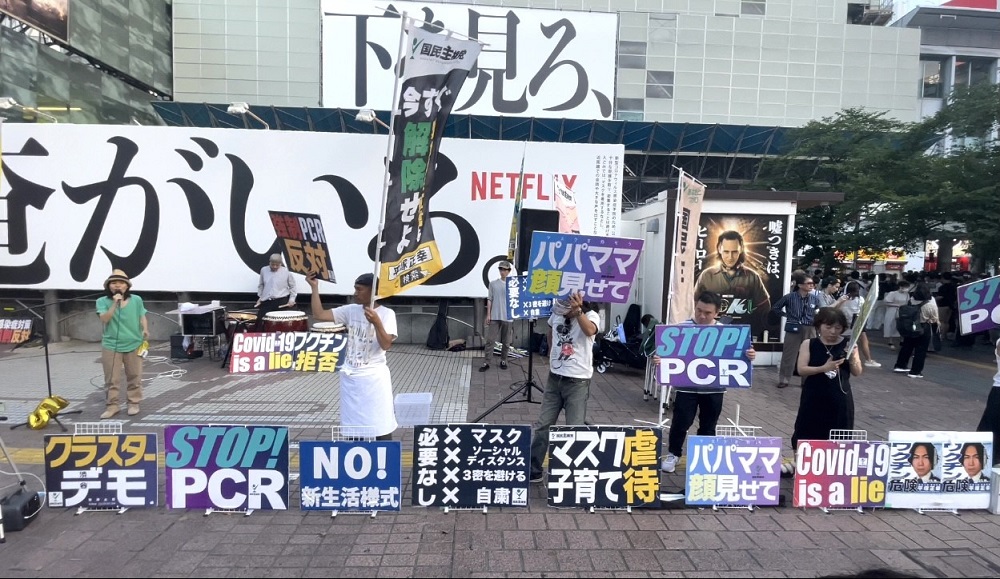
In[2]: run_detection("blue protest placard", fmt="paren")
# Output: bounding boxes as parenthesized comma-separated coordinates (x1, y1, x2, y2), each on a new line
(299, 441, 402, 512)
(654, 324, 754, 388)
(164, 424, 289, 510)
(506, 274, 553, 320)
(525, 232, 643, 304)
(958, 274, 1000, 335)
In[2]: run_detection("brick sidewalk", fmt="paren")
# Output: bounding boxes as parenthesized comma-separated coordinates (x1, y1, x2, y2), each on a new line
(1, 339, 999, 577)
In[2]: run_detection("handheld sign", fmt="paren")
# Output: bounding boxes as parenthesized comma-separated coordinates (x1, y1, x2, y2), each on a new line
(655, 324, 753, 388)
(525, 232, 643, 304)
(268, 210, 336, 282)
(845, 275, 878, 355)
(506, 274, 553, 320)
(958, 274, 1000, 335)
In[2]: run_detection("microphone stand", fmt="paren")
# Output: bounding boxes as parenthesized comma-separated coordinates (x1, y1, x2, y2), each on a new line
(6, 296, 97, 431)
(473, 317, 544, 422)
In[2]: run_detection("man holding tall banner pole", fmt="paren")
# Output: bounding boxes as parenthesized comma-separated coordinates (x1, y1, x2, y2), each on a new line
(372, 14, 482, 300)
(309, 13, 480, 436)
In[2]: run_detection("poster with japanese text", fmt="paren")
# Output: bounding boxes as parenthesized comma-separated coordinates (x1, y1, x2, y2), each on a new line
(376, 21, 481, 298)
(685, 436, 782, 506)
(885, 431, 992, 510)
(654, 324, 753, 388)
(0, 124, 621, 297)
(957, 274, 1000, 335)
(506, 274, 553, 320)
(793, 440, 890, 509)
(229, 331, 347, 374)
(546, 426, 661, 508)
(693, 214, 789, 343)
(0, 318, 33, 343)
(411, 424, 530, 508)
(268, 210, 335, 282)
(44, 433, 158, 509)
(525, 232, 643, 304)
(299, 441, 402, 512)
(165, 425, 289, 510)
(322, 1, 617, 120)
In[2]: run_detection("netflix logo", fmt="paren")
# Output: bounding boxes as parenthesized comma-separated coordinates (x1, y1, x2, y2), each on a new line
(471, 172, 578, 201)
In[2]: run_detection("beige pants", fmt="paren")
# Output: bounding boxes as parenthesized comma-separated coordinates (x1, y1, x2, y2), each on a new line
(102, 348, 143, 408)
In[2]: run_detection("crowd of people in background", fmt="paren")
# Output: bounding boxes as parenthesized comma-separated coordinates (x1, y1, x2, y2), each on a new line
(772, 267, 998, 383)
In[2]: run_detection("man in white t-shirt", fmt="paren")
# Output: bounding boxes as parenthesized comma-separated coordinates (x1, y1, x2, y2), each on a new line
(308, 272, 398, 439)
(529, 290, 602, 482)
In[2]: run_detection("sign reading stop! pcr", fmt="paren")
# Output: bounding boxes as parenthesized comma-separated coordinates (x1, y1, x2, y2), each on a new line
(655, 324, 754, 389)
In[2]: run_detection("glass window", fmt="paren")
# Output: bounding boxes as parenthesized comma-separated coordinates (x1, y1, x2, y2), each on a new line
(646, 70, 674, 99)
(741, 0, 766, 16)
(921, 59, 943, 98)
(970, 58, 994, 86)
(619, 41, 647, 70)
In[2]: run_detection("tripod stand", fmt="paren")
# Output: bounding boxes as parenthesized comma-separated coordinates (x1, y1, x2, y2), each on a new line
(9, 302, 83, 431)
(473, 318, 545, 422)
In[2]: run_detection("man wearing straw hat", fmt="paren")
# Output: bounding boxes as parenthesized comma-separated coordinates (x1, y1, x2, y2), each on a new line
(96, 269, 149, 419)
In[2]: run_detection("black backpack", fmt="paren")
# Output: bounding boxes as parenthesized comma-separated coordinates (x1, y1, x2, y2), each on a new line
(896, 300, 928, 338)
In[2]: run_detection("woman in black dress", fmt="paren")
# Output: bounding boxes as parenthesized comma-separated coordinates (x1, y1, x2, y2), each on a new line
(791, 307, 864, 451)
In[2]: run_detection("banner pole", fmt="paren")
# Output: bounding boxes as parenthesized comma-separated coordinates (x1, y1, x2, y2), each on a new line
(665, 168, 685, 322)
(507, 141, 527, 267)
(370, 13, 409, 308)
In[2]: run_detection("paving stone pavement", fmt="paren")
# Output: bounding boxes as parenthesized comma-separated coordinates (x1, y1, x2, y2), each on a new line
(1, 337, 999, 577)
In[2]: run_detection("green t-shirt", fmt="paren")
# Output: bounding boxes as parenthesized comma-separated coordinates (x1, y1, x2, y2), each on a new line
(97, 294, 147, 352)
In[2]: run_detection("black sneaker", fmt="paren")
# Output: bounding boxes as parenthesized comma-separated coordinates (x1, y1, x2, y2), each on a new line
(529, 472, 544, 483)
(478, 363, 490, 372)
(500, 361, 508, 370)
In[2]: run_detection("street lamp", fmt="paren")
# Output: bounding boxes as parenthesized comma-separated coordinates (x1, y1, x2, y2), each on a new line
(0, 97, 59, 122)
(355, 108, 390, 131)
(227, 102, 270, 129)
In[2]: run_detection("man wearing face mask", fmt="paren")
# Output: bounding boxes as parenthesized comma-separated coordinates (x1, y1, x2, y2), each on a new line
(96, 269, 149, 419)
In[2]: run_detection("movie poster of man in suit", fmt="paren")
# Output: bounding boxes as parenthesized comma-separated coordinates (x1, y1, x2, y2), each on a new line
(693, 214, 787, 343)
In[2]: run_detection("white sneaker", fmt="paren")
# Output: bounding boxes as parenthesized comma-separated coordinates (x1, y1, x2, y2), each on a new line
(660, 453, 678, 473)
(892, 367, 909, 373)
(864, 360, 882, 368)
(908, 374, 924, 378)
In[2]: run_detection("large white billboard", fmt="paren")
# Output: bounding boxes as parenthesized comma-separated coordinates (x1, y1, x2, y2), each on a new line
(321, 0, 618, 120)
(0, 124, 622, 296)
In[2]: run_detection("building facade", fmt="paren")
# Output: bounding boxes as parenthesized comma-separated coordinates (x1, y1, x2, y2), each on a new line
(0, 0, 172, 125)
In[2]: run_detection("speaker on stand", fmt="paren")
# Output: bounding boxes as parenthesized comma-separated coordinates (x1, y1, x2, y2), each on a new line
(516, 208, 560, 274)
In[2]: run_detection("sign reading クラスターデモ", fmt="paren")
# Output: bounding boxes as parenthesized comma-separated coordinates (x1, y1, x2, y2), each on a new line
(0, 124, 621, 297)
(321, 1, 617, 120)
(44, 433, 158, 509)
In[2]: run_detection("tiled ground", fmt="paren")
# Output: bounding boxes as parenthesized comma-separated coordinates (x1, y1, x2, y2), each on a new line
(1, 337, 1000, 577)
